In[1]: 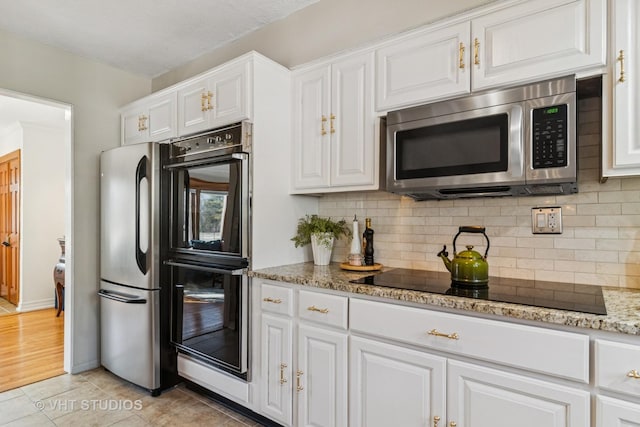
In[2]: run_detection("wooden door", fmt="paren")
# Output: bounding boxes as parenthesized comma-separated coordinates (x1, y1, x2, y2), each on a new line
(0, 150, 20, 305)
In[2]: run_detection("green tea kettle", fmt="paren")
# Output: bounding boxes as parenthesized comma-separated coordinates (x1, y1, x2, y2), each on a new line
(437, 226, 490, 286)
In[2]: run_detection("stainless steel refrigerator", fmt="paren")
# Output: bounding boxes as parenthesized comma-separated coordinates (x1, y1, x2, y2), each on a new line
(99, 141, 168, 395)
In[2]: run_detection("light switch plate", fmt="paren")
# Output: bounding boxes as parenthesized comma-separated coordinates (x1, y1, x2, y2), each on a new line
(531, 207, 562, 234)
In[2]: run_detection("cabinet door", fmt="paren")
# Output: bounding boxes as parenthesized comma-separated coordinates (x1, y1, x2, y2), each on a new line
(607, 0, 640, 174)
(375, 22, 471, 111)
(447, 360, 590, 427)
(147, 92, 177, 142)
(472, 0, 606, 91)
(291, 65, 331, 191)
(261, 313, 293, 426)
(121, 106, 146, 145)
(350, 336, 446, 427)
(297, 323, 347, 427)
(209, 61, 251, 129)
(330, 52, 376, 188)
(597, 395, 640, 427)
(177, 77, 209, 136)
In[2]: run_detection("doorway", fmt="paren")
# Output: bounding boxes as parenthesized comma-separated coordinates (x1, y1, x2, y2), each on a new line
(0, 89, 71, 386)
(0, 149, 20, 307)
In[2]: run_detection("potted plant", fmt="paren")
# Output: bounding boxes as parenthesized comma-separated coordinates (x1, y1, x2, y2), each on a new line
(291, 215, 351, 265)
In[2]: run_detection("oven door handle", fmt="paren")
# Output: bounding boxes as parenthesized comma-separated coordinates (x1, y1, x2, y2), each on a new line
(164, 260, 246, 276)
(173, 284, 184, 344)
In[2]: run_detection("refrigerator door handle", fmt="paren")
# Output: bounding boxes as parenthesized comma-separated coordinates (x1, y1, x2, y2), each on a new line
(98, 289, 147, 304)
(135, 156, 149, 275)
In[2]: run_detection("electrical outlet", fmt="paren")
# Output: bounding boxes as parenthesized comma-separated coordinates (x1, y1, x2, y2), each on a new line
(531, 207, 562, 234)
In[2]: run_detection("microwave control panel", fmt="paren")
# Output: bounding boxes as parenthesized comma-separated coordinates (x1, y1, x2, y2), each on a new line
(532, 104, 568, 169)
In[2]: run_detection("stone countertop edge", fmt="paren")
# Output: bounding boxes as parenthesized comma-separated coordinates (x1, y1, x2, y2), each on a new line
(249, 262, 640, 336)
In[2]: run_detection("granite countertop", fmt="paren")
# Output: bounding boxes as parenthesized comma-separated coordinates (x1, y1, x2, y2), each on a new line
(249, 262, 640, 336)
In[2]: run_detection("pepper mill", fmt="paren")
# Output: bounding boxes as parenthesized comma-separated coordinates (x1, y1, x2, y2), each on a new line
(363, 217, 374, 266)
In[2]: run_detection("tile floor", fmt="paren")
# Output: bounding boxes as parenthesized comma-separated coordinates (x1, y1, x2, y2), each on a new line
(0, 368, 264, 426)
(0, 297, 16, 315)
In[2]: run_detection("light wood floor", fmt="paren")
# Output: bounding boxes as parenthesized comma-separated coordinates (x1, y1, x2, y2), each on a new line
(0, 308, 64, 393)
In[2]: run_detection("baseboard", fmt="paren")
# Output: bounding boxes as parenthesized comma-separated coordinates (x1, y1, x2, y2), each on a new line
(17, 298, 55, 312)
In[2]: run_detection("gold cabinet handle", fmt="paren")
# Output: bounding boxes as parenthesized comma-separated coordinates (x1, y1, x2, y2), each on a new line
(618, 50, 626, 83)
(428, 329, 459, 340)
(296, 370, 304, 391)
(139, 115, 148, 131)
(330, 114, 336, 134)
(279, 363, 288, 385)
(321, 115, 328, 135)
(459, 43, 465, 69)
(206, 91, 214, 110)
(433, 415, 441, 427)
(474, 38, 480, 66)
(263, 297, 282, 304)
(627, 369, 640, 379)
(201, 92, 207, 112)
(307, 305, 329, 314)
(450, 422, 457, 427)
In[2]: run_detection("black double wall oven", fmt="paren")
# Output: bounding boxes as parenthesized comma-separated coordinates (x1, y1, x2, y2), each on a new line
(164, 122, 252, 380)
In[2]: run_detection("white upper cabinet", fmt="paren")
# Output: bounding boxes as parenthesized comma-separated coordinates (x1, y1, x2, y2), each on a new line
(472, 0, 606, 91)
(120, 91, 177, 145)
(375, 0, 606, 112)
(177, 59, 251, 136)
(292, 51, 379, 193)
(375, 22, 471, 111)
(603, 0, 640, 177)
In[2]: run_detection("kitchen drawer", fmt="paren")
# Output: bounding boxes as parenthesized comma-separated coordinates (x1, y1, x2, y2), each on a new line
(350, 298, 589, 382)
(595, 339, 640, 397)
(298, 289, 348, 330)
(260, 281, 294, 316)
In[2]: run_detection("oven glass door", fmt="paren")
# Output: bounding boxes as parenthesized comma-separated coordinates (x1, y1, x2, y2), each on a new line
(170, 261, 248, 377)
(169, 155, 248, 257)
(390, 103, 524, 187)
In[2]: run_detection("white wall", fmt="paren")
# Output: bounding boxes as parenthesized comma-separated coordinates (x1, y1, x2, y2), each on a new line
(153, 0, 497, 90)
(19, 122, 66, 311)
(0, 28, 152, 373)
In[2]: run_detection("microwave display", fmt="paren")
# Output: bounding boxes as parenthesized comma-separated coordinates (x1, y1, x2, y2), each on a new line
(532, 104, 568, 169)
(395, 113, 509, 179)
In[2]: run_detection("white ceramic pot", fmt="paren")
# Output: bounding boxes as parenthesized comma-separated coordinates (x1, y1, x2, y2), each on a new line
(311, 233, 335, 266)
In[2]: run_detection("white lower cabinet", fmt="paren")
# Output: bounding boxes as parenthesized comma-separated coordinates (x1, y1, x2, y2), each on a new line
(597, 395, 640, 426)
(350, 335, 446, 427)
(259, 281, 348, 427)
(448, 360, 589, 427)
(297, 323, 347, 427)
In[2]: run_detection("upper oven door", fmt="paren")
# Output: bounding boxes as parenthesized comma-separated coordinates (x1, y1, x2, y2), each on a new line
(167, 153, 250, 259)
(387, 102, 525, 193)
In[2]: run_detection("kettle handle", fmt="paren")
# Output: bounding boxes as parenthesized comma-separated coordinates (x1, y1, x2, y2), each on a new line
(453, 226, 490, 258)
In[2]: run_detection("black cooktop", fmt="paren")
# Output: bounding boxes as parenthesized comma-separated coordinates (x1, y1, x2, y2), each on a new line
(349, 269, 607, 315)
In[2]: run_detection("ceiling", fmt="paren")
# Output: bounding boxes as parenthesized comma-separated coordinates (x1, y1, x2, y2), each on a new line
(0, 0, 318, 78)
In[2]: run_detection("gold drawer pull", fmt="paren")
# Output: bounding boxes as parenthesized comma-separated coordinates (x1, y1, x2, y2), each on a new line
(321, 115, 328, 135)
(458, 43, 465, 69)
(279, 363, 288, 385)
(627, 369, 640, 379)
(296, 370, 304, 391)
(263, 297, 282, 304)
(474, 38, 480, 66)
(307, 305, 329, 314)
(618, 50, 626, 83)
(433, 415, 441, 427)
(428, 329, 459, 340)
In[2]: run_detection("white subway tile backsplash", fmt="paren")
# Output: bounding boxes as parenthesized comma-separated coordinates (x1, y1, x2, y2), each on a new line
(317, 96, 640, 289)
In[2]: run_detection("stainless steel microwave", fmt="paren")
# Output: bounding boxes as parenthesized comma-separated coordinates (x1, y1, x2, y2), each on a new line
(386, 76, 578, 200)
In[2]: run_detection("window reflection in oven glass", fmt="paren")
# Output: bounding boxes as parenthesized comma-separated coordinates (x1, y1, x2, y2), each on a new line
(173, 160, 242, 255)
(175, 268, 242, 370)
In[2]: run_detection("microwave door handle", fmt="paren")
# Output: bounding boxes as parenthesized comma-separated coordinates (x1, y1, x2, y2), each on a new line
(135, 156, 149, 274)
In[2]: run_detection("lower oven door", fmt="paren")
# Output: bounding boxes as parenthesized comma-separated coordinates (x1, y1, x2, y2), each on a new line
(168, 260, 248, 378)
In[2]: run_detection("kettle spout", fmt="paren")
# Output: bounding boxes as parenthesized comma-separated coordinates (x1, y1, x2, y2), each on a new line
(437, 245, 452, 272)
